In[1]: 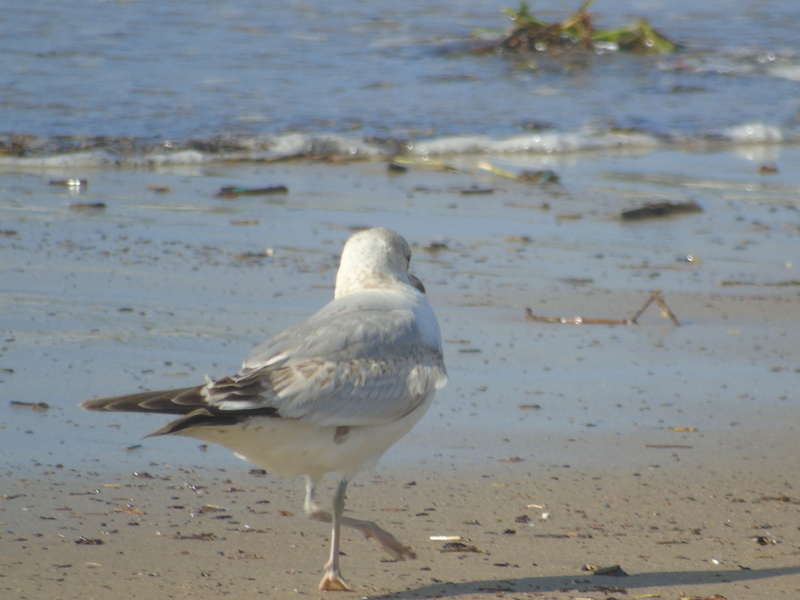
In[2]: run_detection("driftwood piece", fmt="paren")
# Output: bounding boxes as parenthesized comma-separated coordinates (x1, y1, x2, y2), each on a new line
(10, 400, 51, 411)
(620, 200, 702, 221)
(215, 185, 288, 198)
(525, 290, 680, 326)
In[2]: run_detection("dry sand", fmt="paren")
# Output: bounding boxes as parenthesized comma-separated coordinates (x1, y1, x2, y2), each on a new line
(2, 149, 799, 598)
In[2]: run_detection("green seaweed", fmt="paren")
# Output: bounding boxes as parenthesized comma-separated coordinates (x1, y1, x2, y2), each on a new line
(592, 19, 678, 53)
(486, 1, 677, 55)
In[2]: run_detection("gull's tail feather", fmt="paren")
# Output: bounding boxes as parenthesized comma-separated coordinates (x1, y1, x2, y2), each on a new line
(81, 386, 281, 438)
(80, 386, 207, 415)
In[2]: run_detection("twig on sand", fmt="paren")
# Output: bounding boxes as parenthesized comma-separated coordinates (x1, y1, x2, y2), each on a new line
(629, 289, 681, 326)
(525, 290, 680, 326)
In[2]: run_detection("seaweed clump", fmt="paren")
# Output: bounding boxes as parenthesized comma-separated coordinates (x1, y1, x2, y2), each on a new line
(483, 1, 677, 55)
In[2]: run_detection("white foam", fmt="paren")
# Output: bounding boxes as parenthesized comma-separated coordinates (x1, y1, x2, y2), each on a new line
(0, 150, 115, 168)
(723, 122, 784, 143)
(410, 129, 662, 156)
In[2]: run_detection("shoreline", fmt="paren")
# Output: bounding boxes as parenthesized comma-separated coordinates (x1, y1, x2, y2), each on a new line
(2, 150, 799, 597)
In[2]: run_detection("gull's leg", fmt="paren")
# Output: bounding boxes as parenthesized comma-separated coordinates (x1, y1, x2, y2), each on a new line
(306, 475, 415, 562)
(317, 477, 352, 591)
(305, 476, 352, 590)
(303, 475, 321, 514)
(337, 514, 416, 560)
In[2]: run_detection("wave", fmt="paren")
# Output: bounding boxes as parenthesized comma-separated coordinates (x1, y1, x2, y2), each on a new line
(0, 123, 795, 168)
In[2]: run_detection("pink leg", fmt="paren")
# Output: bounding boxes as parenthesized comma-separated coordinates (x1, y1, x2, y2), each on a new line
(316, 478, 352, 591)
(303, 476, 416, 591)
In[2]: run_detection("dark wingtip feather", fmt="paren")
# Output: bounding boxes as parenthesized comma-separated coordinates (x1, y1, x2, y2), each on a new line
(80, 397, 119, 411)
(145, 408, 247, 438)
(79, 385, 207, 415)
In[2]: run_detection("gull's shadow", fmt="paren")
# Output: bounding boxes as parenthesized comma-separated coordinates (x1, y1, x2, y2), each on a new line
(374, 565, 800, 599)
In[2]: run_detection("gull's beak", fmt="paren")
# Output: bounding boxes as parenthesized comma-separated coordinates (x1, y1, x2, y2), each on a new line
(408, 272, 426, 294)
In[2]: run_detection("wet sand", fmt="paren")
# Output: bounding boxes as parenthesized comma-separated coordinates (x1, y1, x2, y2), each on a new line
(3, 448, 800, 599)
(2, 148, 799, 597)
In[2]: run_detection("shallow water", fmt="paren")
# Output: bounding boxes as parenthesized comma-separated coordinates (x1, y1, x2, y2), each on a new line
(3, 0, 800, 162)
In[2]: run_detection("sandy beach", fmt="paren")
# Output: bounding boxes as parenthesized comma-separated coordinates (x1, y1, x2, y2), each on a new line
(2, 149, 799, 598)
(3, 446, 800, 599)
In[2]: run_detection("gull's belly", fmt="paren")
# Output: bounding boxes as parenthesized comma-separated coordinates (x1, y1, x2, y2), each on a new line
(178, 393, 434, 480)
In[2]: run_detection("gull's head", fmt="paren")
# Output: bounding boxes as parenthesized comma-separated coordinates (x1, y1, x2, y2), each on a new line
(335, 228, 424, 298)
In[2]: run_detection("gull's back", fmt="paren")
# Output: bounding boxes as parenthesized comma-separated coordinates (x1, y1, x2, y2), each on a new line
(82, 227, 448, 480)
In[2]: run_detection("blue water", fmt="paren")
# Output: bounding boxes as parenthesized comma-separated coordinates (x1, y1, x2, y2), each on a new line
(3, 0, 800, 162)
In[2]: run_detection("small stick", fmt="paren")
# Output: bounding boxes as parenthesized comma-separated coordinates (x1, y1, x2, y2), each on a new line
(525, 309, 633, 325)
(652, 290, 681, 326)
(628, 291, 657, 324)
(525, 290, 680, 327)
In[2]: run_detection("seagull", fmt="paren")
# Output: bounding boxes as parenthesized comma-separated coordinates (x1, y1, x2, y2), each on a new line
(81, 227, 448, 591)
